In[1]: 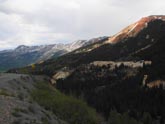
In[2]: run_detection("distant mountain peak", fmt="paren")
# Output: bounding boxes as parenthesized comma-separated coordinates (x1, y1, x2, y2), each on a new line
(148, 15, 165, 19)
(14, 45, 31, 53)
(15, 45, 29, 50)
(107, 15, 165, 43)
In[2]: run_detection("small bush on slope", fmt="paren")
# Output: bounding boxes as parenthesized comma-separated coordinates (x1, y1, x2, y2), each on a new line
(31, 82, 100, 124)
(108, 110, 155, 124)
(108, 111, 138, 124)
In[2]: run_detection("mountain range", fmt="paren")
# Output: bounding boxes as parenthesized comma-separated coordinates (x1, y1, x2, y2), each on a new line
(0, 36, 107, 71)
(13, 15, 165, 76)
(1, 15, 165, 124)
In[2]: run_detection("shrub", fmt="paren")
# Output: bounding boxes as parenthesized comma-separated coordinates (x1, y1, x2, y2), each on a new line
(0, 89, 13, 97)
(108, 110, 143, 124)
(12, 107, 28, 117)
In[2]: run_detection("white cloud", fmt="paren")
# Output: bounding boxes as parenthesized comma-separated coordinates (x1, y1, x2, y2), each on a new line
(0, 0, 165, 50)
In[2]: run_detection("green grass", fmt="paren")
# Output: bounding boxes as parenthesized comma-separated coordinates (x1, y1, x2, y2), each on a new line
(0, 89, 13, 97)
(13, 107, 28, 114)
(31, 82, 100, 124)
(12, 107, 28, 118)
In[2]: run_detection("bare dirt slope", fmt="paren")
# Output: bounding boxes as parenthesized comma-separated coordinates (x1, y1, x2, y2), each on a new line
(0, 73, 66, 124)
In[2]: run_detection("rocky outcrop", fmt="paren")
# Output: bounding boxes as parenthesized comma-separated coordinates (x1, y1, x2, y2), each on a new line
(91, 60, 152, 69)
(52, 71, 72, 81)
(147, 80, 165, 89)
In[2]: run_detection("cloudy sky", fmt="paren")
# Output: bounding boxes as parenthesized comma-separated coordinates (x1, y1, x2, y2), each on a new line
(0, 0, 165, 50)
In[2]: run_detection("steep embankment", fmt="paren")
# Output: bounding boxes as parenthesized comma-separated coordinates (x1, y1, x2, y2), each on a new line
(0, 73, 66, 124)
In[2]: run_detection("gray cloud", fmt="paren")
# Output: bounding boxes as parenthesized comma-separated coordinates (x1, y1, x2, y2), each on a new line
(0, 0, 165, 50)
